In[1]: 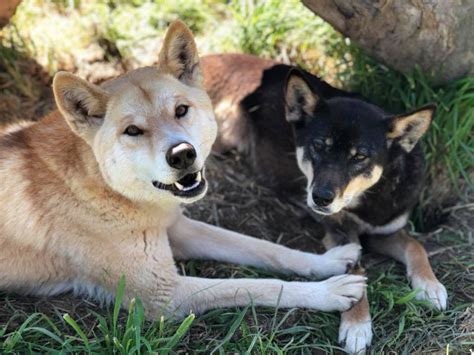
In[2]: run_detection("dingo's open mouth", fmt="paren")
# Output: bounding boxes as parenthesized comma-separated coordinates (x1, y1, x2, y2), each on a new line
(152, 169, 206, 198)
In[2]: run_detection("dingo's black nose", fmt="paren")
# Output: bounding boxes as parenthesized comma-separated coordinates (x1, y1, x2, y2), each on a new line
(312, 187, 335, 207)
(166, 142, 196, 170)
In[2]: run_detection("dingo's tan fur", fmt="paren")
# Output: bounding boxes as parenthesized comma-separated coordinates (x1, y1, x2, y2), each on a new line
(0, 21, 366, 318)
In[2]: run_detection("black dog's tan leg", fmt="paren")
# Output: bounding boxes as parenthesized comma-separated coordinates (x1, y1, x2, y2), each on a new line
(338, 265, 372, 355)
(366, 229, 447, 310)
(323, 225, 372, 355)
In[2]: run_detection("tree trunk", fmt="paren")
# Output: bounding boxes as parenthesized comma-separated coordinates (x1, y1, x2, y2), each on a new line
(302, 0, 473, 84)
(0, 0, 21, 28)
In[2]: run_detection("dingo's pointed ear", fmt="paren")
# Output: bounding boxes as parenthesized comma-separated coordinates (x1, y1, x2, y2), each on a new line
(158, 20, 202, 87)
(285, 69, 320, 124)
(53, 72, 108, 141)
(387, 104, 435, 152)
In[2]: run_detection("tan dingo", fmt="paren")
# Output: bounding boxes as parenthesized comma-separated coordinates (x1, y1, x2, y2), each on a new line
(0, 21, 365, 318)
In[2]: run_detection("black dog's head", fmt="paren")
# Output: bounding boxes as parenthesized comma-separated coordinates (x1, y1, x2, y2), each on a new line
(284, 69, 435, 215)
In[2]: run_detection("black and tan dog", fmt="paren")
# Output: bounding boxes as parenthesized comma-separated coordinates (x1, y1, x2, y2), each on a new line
(202, 53, 447, 354)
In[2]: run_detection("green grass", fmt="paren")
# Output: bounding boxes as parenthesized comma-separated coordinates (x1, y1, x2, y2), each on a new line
(225, 0, 339, 75)
(0, 277, 196, 353)
(1, 240, 472, 353)
(0, 37, 41, 99)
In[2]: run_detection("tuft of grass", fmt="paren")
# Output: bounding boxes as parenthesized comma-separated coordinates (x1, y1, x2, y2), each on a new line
(224, 0, 341, 77)
(94, 0, 222, 61)
(0, 276, 196, 353)
(0, 39, 40, 99)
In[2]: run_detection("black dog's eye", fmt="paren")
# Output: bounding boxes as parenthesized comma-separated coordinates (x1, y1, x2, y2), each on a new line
(124, 125, 144, 136)
(175, 105, 189, 119)
(313, 140, 324, 150)
(353, 154, 367, 161)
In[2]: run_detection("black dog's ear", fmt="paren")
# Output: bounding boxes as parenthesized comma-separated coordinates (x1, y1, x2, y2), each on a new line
(285, 69, 320, 123)
(387, 104, 436, 152)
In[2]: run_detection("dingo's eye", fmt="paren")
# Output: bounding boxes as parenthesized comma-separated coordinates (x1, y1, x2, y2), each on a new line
(175, 104, 189, 119)
(124, 125, 144, 136)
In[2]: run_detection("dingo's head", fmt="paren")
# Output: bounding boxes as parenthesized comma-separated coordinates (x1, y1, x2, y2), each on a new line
(53, 21, 217, 204)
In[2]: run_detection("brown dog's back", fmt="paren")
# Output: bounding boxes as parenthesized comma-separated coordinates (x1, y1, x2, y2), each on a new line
(202, 54, 303, 191)
(202, 54, 276, 153)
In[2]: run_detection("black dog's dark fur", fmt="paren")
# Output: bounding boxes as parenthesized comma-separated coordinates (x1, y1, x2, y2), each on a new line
(350, 143, 426, 225)
(238, 63, 361, 193)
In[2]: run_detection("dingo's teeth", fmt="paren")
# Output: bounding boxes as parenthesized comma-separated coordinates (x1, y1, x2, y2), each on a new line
(196, 171, 202, 182)
(182, 181, 200, 191)
(174, 182, 184, 190)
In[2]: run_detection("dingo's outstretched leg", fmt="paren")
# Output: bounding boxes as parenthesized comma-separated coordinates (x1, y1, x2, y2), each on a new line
(170, 274, 366, 318)
(168, 215, 361, 279)
(20, 227, 363, 319)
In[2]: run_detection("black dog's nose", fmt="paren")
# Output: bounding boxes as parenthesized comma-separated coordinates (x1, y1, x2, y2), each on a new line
(312, 187, 335, 207)
(166, 142, 196, 170)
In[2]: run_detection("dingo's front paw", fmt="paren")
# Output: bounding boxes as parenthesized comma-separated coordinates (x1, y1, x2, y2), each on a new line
(316, 243, 362, 278)
(411, 276, 447, 310)
(313, 274, 366, 312)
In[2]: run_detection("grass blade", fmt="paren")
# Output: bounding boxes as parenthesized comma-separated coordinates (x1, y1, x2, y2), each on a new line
(161, 314, 195, 355)
(63, 313, 90, 351)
